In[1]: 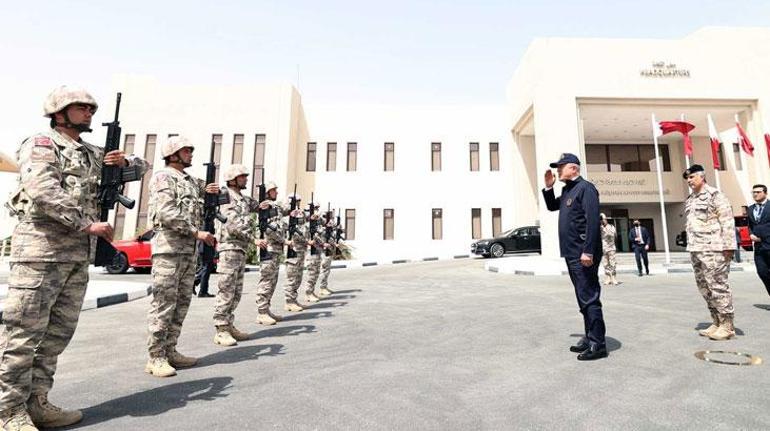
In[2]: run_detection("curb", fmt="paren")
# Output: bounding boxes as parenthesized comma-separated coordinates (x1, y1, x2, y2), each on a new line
(486, 265, 748, 276)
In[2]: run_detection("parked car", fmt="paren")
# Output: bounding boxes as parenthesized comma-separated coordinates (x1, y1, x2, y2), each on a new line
(106, 230, 154, 274)
(675, 215, 753, 251)
(471, 226, 542, 258)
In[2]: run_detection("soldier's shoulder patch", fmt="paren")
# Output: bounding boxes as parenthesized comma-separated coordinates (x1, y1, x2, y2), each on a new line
(30, 146, 56, 163)
(33, 136, 53, 147)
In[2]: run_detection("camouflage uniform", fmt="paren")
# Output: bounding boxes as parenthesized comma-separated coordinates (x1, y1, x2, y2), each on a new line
(213, 188, 259, 326)
(303, 220, 326, 297)
(318, 220, 338, 292)
(284, 212, 309, 303)
(600, 223, 617, 277)
(685, 184, 736, 316)
(1, 130, 147, 412)
(147, 167, 205, 359)
(255, 202, 287, 313)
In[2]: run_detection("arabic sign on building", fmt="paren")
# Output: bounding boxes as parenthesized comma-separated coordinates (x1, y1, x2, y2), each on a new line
(640, 61, 690, 78)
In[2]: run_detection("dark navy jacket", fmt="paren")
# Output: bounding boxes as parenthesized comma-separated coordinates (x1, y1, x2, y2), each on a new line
(748, 202, 770, 253)
(542, 176, 602, 260)
(628, 226, 651, 250)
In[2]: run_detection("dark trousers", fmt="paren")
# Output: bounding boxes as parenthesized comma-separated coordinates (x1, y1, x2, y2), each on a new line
(194, 262, 214, 295)
(565, 258, 606, 347)
(755, 250, 770, 297)
(633, 247, 649, 274)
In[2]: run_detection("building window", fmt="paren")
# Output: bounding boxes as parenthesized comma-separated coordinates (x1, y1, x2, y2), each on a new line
(347, 142, 357, 171)
(232, 134, 244, 164)
(492, 208, 502, 237)
(489, 142, 500, 171)
(345, 209, 356, 240)
(167, 133, 178, 138)
(211, 134, 223, 179)
(471, 208, 482, 239)
(432, 208, 443, 240)
(586, 144, 671, 172)
(384, 142, 394, 171)
(383, 208, 394, 240)
(136, 134, 157, 232)
(114, 134, 135, 239)
(733, 143, 743, 170)
(470, 142, 480, 171)
(306, 142, 317, 172)
(327, 142, 337, 171)
(431, 142, 442, 171)
(251, 134, 266, 197)
(716, 145, 726, 171)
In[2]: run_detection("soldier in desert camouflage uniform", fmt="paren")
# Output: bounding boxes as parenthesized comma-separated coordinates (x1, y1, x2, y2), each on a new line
(145, 136, 219, 377)
(0, 86, 148, 431)
(600, 213, 618, 286)
(255, 182, 292, 325)
(283, 193, 309, 312)
(683, 164, 737, 341)
(212, 164, 267, 347)
(302, 203, 324, 303)
(317, 210, 341, 297)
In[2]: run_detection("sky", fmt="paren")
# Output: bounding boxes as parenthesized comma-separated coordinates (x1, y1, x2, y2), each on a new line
(1, 0, 769, 151)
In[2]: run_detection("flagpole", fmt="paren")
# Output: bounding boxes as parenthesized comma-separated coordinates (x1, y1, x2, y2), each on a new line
(736, 113, 751, 204)
(707, 114, 722, 191)
(651, 113, 671, 265)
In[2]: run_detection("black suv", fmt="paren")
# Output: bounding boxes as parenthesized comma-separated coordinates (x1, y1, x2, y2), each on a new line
(471, 226, 542, 258)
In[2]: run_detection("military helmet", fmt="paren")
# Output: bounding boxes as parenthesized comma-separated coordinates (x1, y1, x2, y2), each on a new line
(264, 181, 277, 191)
(43, 86, 98, 117)
(600, 213, 607, 220)
(161, 135, 194, 158)
(224, 164, 249, 181)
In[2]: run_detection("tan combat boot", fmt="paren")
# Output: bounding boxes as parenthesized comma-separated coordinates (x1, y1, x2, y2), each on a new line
(214, 326, 237, 347)
(229, 325, 250, 341)
(698, 310, 720, 337)
(145, 357, 177, 377)
(26, 393, 82, 428)
(168, 350, 198, 368)
(0, 404, 38, 431)
(305, 293, 320, 303)
(319, 288, 333, 297)
(284, 302, 304, 312)
(603, 276, 611, 285)
(610, 275, 619, 285)
(709, 314, 736, 341)
(257, 312, 277, 326)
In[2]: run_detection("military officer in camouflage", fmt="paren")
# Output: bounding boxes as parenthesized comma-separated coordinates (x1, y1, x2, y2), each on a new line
(0, 86, 148, 431)
(255, 182, 290, 325)
(683, 164, 737, 341)
(302, 205, 325, 303)
(145, 136, 219, 377)
(283, 193, 309, 312)
(600, 213, 618, 285)
(212, 164, 267, 347)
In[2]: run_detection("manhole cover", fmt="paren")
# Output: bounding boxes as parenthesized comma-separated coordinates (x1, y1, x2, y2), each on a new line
(694, 350, 763, 366)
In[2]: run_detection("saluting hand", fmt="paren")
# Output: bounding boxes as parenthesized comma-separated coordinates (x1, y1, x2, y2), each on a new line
(196, 231, 217, 247)
(544, 169, 556, 188)
(103, 150, 127, 167)
(205, 183, 220, 194)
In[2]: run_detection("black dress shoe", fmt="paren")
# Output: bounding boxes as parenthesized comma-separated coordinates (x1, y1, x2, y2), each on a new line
(569, 338, 590, 353)
(197, 292, 215, 298)
(577, 345, 608, 361)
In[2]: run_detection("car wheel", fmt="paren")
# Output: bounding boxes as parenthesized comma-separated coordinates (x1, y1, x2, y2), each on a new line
(106, 253, 129, 274)
(490, 243, 505, 258)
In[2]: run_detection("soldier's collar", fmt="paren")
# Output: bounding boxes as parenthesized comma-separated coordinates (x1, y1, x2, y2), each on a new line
(49, 129, 84, 149)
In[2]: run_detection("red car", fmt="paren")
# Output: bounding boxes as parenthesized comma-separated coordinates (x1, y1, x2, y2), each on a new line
(106, 230, 154, 274)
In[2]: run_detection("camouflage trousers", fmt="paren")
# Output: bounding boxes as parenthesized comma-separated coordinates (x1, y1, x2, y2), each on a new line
(690, 251, 734, 314)
(303, 252, 323, 295)
(319, 252, 334, 290)
(256, 251, 281, 312)
(148, 254, 196, 358)
(0, 262, 88, 411)
(603, 250, 617, 277)
(283, 250, 306, 302)
(213, 250, 247, 327)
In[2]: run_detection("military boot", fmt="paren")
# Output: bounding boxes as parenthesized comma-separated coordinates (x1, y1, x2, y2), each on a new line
(709, 314, 736, 341)
(214, 326, 237, 346)
(603, 276, 611, 285)
(305, 293, 320, 303)
(257, 312, 277, 326)
(319, 288, 334, 297)
(0, 405, 38, 431)
(229, 325, 250, 341)
(267, 310, 283, 322)
(610, 275, 619, 285)
(168, 350, 198, 368)
(698, 309, 720, 337)
(26, 393, 82, 428)
(284, 301, 304, 312)
(145, 357, 177, 377)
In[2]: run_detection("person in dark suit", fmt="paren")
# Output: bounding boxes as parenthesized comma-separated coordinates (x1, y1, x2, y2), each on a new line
(542, 153, 607, 361)
(748, 184, 770, 296)
(628, 220, 651, 276)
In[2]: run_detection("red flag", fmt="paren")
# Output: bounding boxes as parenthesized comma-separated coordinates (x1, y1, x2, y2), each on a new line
(658, 121, 696, 156)
(707, 114, 721, 169)
(736, 121, 754, 156)
(765, 133, 770, 167)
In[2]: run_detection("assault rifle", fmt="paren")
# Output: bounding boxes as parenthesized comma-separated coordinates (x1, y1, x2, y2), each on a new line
(335, 208, 345, 242)
(286, 184, 299, 259)
(201, 139, 229, 266)
(257, 170, 274, 262)
(324, 204, 334, 257)
(307, 192, 318, 256)
(94, 93, 143, 267)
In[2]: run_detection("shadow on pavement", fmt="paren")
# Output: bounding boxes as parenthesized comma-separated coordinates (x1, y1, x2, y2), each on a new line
(250, 324, 316, 340)
(570, 334, 622, 352)
(754, 304, 770, 311)
(280, 311, 333, 322)
(694, 322, 745, 336)
(305, 301, 348, 309)
(196, 344, 284, 368)
(329, 289, 362, 294)
(65, 377, 233, 429)
(323, 295, 356, 300)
